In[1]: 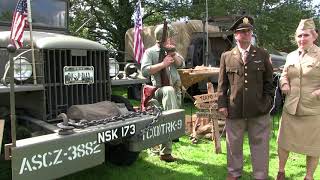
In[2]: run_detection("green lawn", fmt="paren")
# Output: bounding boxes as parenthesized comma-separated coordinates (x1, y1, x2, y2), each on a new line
(1, 116, 319, 180)
(58, 122, 319, 180)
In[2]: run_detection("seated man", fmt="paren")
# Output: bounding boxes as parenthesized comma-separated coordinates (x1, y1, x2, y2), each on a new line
(140, 23, 185, 162)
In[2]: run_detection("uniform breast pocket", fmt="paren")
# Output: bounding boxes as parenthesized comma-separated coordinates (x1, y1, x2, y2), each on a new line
(305, 61, 320, 76)
(254, 63, 265, 83)
(226, 67, 241, 84)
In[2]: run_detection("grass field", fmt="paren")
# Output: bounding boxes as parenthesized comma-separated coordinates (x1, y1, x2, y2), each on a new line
(1, 121, 319, 179)
(0, 88, 319, 180)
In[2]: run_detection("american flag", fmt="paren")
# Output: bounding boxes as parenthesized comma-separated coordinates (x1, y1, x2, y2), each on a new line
(10, 0, 28, 49)
(133, 0, 144, 64)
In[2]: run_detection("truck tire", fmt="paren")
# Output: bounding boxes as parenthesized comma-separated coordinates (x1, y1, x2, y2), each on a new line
(105, 143, 140, 166)
(111, 95, 134, 111)
(107, 95, 139, 166)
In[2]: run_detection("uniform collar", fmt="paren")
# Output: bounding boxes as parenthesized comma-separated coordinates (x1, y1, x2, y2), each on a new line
(232, 45, 257, 64)
(238, 44, 251, 54)
(152, 44, 161, 52)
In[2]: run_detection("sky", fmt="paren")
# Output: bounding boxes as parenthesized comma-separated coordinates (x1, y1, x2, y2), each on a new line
(313, 0, 320, 5)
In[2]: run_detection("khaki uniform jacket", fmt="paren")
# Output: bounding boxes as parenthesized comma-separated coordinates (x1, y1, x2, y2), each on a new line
(280, 45, 320, 116)
(217, 46, 274, 119)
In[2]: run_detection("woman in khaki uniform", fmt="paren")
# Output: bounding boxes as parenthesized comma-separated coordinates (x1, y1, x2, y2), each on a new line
(276, 18, 320, 180)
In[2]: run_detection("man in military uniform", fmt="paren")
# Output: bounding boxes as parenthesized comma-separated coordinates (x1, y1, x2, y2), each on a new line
(141, 24, 185, 162)
(217, 16, 274, 180)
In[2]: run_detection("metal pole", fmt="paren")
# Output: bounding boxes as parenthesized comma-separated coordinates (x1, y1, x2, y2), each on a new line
(205, 0, 209, 66)
(7, 44, 17, 147)
(27, 0, 37, 85)
(76, 16, 94, 33)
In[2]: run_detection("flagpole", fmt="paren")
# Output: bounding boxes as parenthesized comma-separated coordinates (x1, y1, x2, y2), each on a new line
(27, 0, 37, 85)
(205, 0, 209, 66)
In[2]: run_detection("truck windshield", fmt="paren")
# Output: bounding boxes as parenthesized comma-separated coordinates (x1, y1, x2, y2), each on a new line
(0, 0, 67, 29)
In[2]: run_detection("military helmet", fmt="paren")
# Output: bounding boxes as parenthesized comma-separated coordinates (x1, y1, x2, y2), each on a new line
(154, 24, 176, 42)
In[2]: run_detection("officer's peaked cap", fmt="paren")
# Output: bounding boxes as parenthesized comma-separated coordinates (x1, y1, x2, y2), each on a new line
(229, 16, 254, 31)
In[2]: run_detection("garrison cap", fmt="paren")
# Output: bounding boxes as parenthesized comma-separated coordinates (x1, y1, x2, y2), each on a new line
(229, 16, 254, 31)
(296, 18, 316, 31)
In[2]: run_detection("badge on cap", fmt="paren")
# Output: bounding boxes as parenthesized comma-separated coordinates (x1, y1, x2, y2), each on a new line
(243, 17, 249, 24)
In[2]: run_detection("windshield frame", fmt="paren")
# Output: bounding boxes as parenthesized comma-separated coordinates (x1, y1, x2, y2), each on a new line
(0, 0, 69, 32)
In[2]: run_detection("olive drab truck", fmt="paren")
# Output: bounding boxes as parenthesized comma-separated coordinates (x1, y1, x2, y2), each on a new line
(0, 0, 185, 179)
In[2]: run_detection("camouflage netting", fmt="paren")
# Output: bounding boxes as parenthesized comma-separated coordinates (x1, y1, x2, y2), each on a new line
(67, 101, 121, 121)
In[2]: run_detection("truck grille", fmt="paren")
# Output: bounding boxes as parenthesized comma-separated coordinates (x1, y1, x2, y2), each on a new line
(42, 49, 111, 121)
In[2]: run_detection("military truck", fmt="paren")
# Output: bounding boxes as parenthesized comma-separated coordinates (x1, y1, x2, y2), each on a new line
(0, 0, 185, 179)
(125, 16, 286, 94)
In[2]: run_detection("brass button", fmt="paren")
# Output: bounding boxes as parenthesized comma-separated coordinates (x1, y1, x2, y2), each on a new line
(245, 88, 248, 91)
(245, 66, 247, 69)
(244, 73, 248, 76)
(245, 80, 248, 83)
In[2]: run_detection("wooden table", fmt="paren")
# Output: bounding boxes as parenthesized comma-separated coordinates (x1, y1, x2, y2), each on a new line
(178, 67, 220, 90)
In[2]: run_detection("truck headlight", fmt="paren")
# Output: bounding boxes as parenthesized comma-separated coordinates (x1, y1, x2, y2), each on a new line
(109, 58, 119, 78)
(13, 56, 32, 81)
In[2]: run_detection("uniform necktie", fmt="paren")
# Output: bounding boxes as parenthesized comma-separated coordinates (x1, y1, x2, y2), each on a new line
(299, 50, 306, 58)
(242, 50, 249, 64)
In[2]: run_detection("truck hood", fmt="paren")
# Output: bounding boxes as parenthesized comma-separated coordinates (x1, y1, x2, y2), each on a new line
(0, 31, 107, 50)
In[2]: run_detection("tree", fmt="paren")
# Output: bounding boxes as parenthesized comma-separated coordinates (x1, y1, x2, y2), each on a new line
(69, 0, 192, 61)
(190, 0, 319, 52)
(69, 0, 320, 57)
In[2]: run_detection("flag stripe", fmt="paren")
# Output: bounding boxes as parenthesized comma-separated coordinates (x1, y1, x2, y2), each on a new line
(10, 0, 28, 49)
(133, 0, 144, 64)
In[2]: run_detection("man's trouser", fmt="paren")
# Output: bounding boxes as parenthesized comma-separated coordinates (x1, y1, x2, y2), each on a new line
(226, 114, 271, 179)
(0, 120, 4, 154)
(155, 86, 180, 155)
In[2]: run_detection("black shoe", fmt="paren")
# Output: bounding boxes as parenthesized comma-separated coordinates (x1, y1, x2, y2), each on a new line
(160, 154, 176, 162)
(172, 138, 179, 142)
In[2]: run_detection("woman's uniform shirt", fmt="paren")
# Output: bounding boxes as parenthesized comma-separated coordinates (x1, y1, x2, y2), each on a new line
(280, 45, 320, 116)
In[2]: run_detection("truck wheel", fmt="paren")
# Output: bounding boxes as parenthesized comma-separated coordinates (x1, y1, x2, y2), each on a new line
(111, 95, 134, 111)
(105, 143, 140, 166)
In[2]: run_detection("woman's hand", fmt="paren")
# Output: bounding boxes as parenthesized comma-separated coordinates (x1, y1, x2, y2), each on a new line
(312, 89, 320, 97)
(281, 84, 290, 95)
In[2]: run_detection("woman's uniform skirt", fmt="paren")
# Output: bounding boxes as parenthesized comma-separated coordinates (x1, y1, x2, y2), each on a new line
(277, 111, 320, 157)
